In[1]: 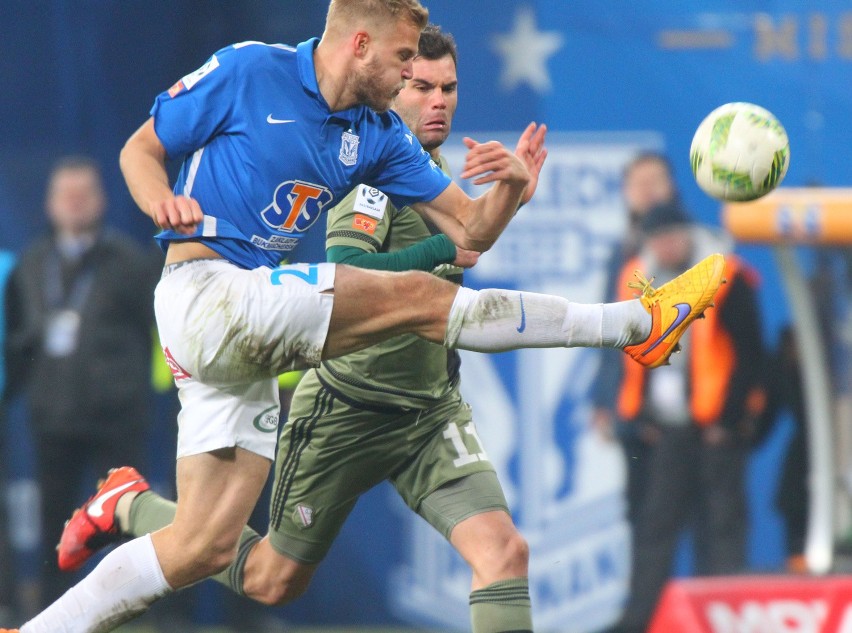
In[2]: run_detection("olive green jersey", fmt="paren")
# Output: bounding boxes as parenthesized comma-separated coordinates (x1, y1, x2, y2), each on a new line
(321, 155, 462, 408)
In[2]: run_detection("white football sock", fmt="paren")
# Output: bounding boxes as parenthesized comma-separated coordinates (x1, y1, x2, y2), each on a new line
(21, 534, 172, 633)
(602, 298, 653, 348)
(444, 288, 650, 351)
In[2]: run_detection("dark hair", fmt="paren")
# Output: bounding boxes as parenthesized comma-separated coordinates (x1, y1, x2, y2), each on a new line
(640, 199, 693, 234)
(417, 24, 457, 67)
(50, 154, 101, 178)
(622, 151, 675, 181)
(49, 155, 103, 183)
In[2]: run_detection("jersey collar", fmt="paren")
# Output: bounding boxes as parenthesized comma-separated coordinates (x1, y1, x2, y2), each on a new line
(296, 37, 362, 126)
(296, 38, 322, 99)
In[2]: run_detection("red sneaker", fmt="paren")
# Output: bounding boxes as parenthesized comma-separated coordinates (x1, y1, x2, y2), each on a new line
(57, 466, 150, 572)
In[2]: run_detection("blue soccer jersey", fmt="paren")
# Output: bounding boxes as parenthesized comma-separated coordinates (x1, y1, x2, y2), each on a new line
(151, 38, 452, 269)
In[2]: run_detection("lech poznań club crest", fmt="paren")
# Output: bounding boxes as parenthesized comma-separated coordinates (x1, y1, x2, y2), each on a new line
(339, 130, 360, 166)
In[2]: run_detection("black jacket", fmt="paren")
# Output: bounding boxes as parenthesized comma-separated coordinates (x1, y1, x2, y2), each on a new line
(5, 229, 161, 438)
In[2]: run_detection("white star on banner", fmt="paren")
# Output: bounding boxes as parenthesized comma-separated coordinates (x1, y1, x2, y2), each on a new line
(492, 5, 565, 93)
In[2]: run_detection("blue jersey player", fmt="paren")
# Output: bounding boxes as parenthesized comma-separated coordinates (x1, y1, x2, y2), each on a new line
(12, 1, 724, 631)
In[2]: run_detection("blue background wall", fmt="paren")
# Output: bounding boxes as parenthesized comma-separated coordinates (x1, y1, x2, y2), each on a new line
(1, 1, 850, 630)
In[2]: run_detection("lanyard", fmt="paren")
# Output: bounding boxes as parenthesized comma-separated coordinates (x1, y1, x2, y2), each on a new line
(43, 244, 96, 313)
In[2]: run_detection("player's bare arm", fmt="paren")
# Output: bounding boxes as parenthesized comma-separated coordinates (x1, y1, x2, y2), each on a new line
(515, 121, 548, 206)
(119, 118, 203, 236)
(412, 122, 547, 251)
(413, 142, 526, 251)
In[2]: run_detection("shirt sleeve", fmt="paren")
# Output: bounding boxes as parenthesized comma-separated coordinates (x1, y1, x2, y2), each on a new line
(149, 44, 248, 159)
(326, 237, 456, 272)
(326, 184, 396, 253)
(365, 113, 452, 209)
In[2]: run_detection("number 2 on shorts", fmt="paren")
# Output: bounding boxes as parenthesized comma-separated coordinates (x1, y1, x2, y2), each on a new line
(270, 264, 319, 286)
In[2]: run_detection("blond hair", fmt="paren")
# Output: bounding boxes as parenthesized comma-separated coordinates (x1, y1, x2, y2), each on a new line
(326, 0, 429, 32)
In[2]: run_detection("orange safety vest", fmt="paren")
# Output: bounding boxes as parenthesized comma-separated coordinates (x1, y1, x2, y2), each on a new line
(616, 254, 749, 426)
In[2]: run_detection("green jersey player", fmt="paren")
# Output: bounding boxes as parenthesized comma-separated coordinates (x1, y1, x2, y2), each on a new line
(271, 27, 533, 630)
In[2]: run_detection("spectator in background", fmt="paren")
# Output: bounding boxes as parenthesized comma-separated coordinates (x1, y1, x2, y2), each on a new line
(611, 200, 766, 633)
(4, 156, 161, 608)
(761, 326, 809, 572)
(591, 152, 681, 526)
(0, 248, 16, 624)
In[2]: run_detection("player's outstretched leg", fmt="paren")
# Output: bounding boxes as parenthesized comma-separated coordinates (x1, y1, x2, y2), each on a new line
(444, 253, 724, 370)
(325, 253, 725, 371)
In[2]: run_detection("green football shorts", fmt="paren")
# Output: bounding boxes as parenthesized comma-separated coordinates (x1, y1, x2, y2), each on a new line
(267, 368, 509, 564)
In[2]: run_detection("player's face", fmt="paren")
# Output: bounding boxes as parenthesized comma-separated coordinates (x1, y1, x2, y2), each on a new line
(353, 19, 419, 113)
(392, 55, 458, 154)
(46, 168, 105, 235)
(623, 160, 675, 218)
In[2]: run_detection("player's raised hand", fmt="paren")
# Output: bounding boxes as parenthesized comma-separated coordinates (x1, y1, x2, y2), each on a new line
(453, 246, 480, 268)
(515, 122, 548, 206)
(460, 137, 530, 188)
(150, 195, 204, 235)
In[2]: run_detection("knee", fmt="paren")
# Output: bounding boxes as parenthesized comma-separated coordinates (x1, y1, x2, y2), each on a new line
(244, 565, 314, 606)
(502, 532, 530, 575)
(472, 531, 530, 581)
(163, 528, 241, 581)
(191, 536, 240, 578)
(253, 576, 311, 606)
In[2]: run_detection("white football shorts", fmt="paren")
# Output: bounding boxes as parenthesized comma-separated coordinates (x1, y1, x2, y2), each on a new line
(154, 258, 336, 459)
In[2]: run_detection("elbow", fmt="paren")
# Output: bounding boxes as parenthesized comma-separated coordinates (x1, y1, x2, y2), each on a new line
(118, 142, 131, 177)
(460, 234, 494, 253)
(452, 223, 493, 253)
(119, 135, 141, 179)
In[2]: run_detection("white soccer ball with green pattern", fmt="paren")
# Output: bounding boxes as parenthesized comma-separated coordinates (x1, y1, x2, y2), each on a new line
(690, 102, 790, 202)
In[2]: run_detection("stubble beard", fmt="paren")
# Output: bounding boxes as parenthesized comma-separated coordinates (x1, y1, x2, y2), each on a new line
(352, 60, 399, 113)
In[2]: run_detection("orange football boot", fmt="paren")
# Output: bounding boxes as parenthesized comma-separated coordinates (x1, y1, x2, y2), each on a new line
(624, 252, 725, 369)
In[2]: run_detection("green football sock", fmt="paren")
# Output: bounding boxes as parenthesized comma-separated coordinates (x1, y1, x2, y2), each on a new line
(469, 576, 534, 633)
(128, 490, 260, 594)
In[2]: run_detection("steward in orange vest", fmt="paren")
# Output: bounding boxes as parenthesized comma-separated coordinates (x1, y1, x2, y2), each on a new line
(613, 199, 767, 633)
(617, 253, 766, 429)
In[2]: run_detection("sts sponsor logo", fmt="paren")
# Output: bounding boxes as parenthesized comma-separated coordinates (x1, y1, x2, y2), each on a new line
(260, 180, 333, 233)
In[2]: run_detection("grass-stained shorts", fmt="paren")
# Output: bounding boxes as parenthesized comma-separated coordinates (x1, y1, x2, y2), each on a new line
(268, 369, 509, 563)
(154, 259, 336, 459)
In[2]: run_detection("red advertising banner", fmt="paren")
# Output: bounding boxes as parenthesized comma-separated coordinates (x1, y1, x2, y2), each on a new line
(650, 576, 852, 633)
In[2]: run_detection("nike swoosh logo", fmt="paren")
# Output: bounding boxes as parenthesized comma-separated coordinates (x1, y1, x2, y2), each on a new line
(87, 480, 140, 518)
(642, 302, 691, 356)
(267, 114, 295, 124)
(516, 293, 527, 333)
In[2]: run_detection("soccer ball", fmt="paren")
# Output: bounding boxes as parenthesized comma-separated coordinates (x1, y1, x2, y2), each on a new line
(690, 102, 790, 202)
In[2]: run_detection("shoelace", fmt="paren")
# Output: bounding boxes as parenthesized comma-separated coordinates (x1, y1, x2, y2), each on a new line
(627, 270, 658, 300)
